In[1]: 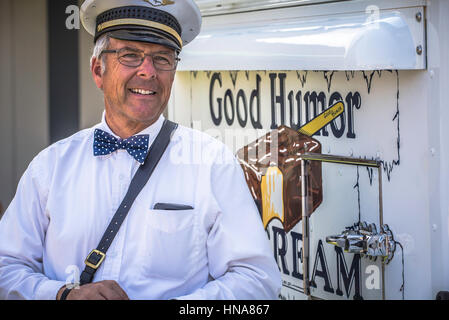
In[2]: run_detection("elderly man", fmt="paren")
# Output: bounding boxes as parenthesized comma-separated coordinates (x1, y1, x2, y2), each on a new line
(0, 0, 281, 300)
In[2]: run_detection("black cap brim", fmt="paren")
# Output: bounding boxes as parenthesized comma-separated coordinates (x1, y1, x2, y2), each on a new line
(106, 29, 181, 52)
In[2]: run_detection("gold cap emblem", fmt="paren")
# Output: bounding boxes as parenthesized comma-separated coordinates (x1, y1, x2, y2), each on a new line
(144, 0, 175, 6)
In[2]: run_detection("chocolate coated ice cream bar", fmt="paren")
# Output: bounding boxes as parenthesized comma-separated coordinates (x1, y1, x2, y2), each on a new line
(236, 101, 344, 232)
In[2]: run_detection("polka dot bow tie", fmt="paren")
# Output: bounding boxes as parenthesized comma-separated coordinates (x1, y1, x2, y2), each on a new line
(93, 129, 150, 164)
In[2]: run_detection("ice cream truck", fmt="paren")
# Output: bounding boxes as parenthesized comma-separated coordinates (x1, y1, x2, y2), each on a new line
(168, 0, 449, 300)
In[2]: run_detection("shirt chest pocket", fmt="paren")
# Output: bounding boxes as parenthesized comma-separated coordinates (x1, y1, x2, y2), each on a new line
(146, 209, 194, 233)
(140, 209, 199, 280)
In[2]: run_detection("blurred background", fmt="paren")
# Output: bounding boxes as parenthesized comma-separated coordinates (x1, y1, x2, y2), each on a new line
(0, 0, 104, 217)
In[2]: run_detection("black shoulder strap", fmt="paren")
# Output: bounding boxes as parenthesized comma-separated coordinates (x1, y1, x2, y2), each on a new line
(80, 119, 178, 285)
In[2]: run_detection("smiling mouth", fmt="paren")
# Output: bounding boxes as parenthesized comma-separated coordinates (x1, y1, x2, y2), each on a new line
(129, 88, 156, 96)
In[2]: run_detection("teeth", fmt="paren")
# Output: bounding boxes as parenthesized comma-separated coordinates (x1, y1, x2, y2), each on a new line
(130, 88, 155, 95)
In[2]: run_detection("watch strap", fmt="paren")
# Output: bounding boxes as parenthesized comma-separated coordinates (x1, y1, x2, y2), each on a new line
(60, 287, 72, 300)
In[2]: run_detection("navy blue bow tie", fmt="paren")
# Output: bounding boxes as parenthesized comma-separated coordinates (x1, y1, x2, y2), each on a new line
(93, 129, 150, 164)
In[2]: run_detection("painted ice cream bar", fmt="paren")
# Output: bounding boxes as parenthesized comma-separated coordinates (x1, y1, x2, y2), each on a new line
(236, 101, 344, 233)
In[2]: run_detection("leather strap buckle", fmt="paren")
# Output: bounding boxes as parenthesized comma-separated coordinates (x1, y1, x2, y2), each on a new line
(84, 249, 106, 269)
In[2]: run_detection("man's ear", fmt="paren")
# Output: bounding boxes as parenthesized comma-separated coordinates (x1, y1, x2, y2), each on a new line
(91, 57, 104, 90)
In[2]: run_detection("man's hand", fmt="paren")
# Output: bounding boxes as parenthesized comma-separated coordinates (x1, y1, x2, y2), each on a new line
(57, 280, 129, 300)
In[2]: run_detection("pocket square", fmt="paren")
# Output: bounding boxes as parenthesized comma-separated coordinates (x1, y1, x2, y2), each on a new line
(153, 203, 194, 210)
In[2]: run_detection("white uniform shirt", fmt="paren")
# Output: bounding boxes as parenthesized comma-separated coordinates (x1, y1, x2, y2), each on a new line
(0, 114, 281, 300)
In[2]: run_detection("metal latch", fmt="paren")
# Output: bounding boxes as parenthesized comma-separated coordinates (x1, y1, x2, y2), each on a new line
(326, 221, 396, 264)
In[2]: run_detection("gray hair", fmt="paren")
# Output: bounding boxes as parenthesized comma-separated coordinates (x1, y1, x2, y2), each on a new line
(90, 34, 111, 74)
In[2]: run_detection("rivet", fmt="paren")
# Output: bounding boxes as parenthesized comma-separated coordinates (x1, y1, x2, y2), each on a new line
(416, 45, 423, 55)
(416, 12, 422, 22)
(430, 148, 436, 156)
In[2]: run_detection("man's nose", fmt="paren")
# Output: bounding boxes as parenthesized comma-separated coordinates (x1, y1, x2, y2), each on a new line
(137, 55, 157, 79)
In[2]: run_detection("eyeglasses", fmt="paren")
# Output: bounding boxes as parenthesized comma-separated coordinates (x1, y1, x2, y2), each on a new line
(100, 47, 180, 71)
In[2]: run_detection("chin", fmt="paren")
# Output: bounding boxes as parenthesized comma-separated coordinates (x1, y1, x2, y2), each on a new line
(130, 111, 162, 125)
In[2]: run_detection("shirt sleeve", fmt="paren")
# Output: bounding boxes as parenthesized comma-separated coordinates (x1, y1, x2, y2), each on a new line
(176, 147, 282, 300)
(0, 156, 65, 300)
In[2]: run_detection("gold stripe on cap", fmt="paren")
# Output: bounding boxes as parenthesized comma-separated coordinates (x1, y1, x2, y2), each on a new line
(97, 18, 182, 48)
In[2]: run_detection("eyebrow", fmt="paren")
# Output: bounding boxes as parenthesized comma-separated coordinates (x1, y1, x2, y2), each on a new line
(121, 46, 139, 51)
